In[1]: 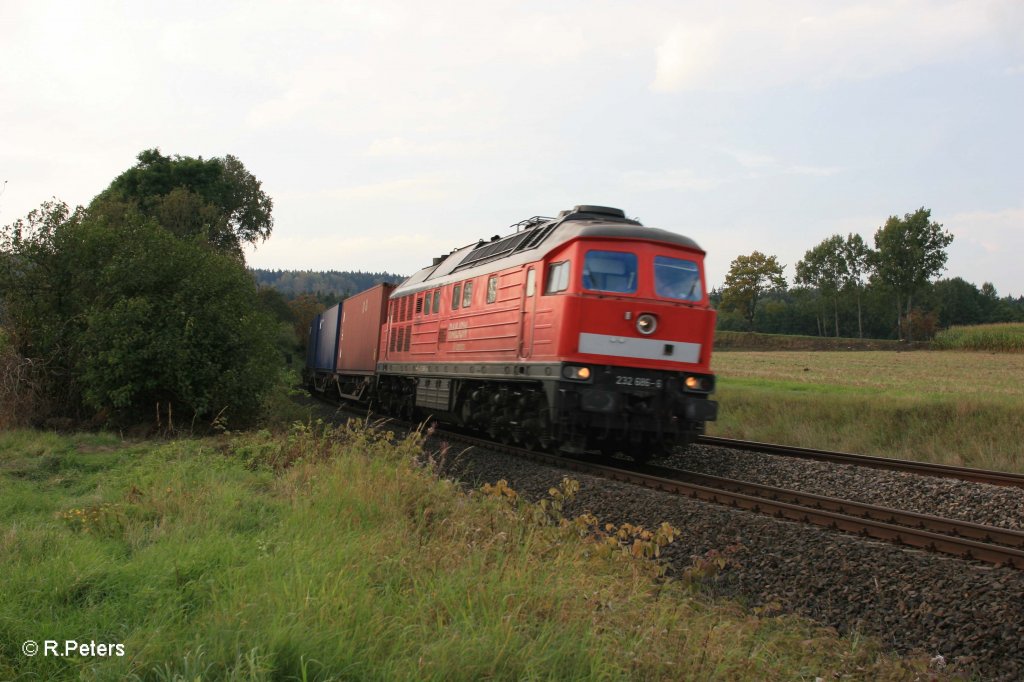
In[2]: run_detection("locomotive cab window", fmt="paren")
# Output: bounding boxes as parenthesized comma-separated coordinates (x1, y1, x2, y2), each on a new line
(452, 284, 462, 309)
(423, 292, 432, 315)
(432, 288, 441, 313)
(654, 256, 702, 302)
(462, 281, 474, 308)
(582, 251, 638, 294)
(526, 268, 536, 297)
(545, 261, 570, 294)
(486, 276, 498, 304)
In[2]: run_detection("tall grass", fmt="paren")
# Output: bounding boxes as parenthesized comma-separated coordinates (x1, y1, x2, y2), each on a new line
(932, 323, 1024, 352)
(0, 424, 929, 680)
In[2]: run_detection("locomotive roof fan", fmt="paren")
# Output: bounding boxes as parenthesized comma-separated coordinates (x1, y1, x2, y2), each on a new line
(571, 205, 626, 218)
(557, 205, 641, 226)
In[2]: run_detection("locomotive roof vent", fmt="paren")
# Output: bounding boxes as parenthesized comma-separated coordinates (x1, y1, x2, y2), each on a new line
(570, 205, 625, 218)
(556, 205, 642, 226)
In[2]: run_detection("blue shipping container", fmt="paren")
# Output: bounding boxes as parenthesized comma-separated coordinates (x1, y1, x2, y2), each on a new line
(314, 303, 342, 372)
(305, 313, 322, 372)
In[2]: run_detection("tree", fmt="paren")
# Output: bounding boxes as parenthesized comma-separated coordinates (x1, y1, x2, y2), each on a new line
(871, 208, 953, 341)
(92, 148, 273, 256)
(929, 278, 985, 327)
(795, 235, 847, 337)
(720, 251, 787, 331)
(1, 198, 279, 426)
(0, 200, 90, 406)
(74, 221, 279, 421)
(288, 294, 325, 352)
(841, 234, 872, 338)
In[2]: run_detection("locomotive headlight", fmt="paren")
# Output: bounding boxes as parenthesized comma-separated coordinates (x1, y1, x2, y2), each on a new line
(562, 365, 592, 381)
(683, 375, 714, 392)
(636, 313, 658, 335)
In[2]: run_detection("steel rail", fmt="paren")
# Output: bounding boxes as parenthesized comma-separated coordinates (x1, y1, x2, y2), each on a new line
(309, 394, 1024, 569)
(442, 432, 1024, 570)
(641, 463, 1024, 550)
(697, 435, 1024, 489)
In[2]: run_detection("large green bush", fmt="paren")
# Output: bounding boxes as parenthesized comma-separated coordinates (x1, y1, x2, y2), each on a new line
(0, 200, 278, 426)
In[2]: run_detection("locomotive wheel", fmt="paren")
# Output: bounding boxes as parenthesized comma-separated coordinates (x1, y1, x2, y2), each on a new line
(630, 450, 652, 464)
(524, 432, 554, 452)
(529, 406, 553, 452)
(486, 413, 500, 441)
(629, 435, 664, 464)
(459, 399, 474, 428)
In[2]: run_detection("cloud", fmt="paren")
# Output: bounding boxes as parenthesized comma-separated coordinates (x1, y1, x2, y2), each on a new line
(244, 232, 447, 273)
(787, 165, 844, 178)
(724, 149, 777, 170)
(621, 169, 722, 192)
(944, 206, 1024, 294)
(323, 175, 454, 203)
(651, 24, 719, 93)
(947, 207, 1024, 253)
(721, 148, 844, 178)
(362, 136, 496, 159)
(651, 1, 996, 92)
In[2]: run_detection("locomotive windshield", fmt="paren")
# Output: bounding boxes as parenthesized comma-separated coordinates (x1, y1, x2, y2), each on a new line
(654, 256, 702, 301)
(582, 250, 638, 294)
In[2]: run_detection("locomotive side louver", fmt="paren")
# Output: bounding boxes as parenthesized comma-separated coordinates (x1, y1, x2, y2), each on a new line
(453, 221, 557, 272)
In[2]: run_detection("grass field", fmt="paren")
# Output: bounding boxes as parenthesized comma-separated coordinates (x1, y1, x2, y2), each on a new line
(709, 350, 1024, 471)
(0, 424, 929, 680)
(714, 330, 909, 352)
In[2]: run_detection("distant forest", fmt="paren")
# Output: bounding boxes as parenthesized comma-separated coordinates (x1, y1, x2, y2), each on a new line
(251, 269, 406, 303)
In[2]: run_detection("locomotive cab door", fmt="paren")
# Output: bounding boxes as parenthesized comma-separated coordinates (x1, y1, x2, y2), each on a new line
(518, 267, 537, 359)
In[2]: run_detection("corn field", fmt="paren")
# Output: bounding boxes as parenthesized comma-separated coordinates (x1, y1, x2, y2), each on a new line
(931, 323, 1024, 352)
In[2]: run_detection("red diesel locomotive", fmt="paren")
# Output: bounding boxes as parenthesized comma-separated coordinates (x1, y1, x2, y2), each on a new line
(307, 205, 718, 460)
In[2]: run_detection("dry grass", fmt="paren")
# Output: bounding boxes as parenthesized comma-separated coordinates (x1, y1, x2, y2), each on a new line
(0, 341, 46, 429)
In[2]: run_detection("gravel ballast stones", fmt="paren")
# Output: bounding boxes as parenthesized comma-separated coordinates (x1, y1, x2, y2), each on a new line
(435, 439, 1024, 681)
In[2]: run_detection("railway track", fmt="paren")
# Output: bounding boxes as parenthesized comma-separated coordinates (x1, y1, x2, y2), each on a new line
(422, 427, 1024, 569)
(697, 435, 1024, 489)
(311, 394, 1024, 569)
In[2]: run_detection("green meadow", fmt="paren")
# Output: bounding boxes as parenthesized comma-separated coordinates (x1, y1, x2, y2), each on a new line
(710, 350, 1024, 471)
(0, 423, 927, 681)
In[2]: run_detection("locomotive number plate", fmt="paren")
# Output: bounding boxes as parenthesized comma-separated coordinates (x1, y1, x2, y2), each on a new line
(615, 375, 663, 389)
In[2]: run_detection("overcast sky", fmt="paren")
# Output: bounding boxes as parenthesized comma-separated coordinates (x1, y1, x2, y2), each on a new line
(2, 1, 1022, 294)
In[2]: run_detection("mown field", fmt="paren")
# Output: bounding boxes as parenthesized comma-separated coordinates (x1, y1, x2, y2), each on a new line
(709, 350, 1024, 472)
(0, 424, 931, 681)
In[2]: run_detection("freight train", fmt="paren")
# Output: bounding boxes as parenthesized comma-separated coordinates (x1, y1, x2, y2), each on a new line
(305, 205, 717, 461)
